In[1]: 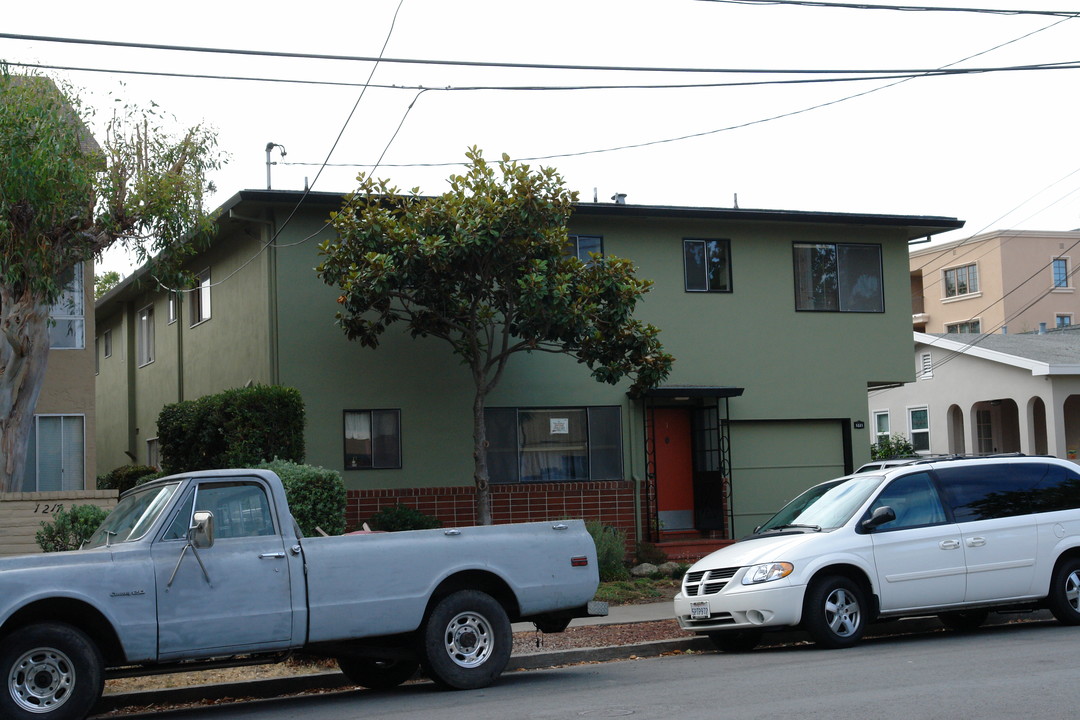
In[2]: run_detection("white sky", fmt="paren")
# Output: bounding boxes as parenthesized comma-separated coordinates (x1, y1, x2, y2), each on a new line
(4, 0, 1080, 276)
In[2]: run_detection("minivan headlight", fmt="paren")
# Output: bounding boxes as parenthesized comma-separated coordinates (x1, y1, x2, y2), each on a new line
(742, 562, 794, 585)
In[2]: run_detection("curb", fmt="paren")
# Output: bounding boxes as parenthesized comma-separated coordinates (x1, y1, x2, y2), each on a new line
(92, 611, 1053, 716)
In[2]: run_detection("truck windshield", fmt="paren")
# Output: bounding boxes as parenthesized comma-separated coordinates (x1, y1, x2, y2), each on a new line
(756, 475, 884, 533)
(83, 482, 182, 548)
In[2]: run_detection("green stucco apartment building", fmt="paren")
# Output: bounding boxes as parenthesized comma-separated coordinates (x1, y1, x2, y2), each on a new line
(95, 190, 961, 555)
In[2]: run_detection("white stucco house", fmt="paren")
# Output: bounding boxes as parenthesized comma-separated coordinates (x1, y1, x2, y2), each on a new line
(869, 330, 1080, 460)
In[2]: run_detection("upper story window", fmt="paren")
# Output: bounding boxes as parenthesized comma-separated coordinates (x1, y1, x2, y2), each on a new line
(793, 243, 882, 312)
(945, 320, 981, 333)
(168, 291, 178, 324)
(49, 262, 85, 349)
(137, 305, 154, 367)
(1053, 258, 1070, 289)
(103, 329, 112, 358)
(566, 235, 603, 263)
(943, 263, 979, 298)
(190, 269, 211, 326)
(684, 238, 732, 293)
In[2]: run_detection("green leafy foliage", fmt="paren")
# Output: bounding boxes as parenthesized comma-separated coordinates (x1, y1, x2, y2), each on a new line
(367, 504, 442, 532)
(317, 148, 674, 523)
(635, 541, 669, 566)
(255, 460, 346, 537)
(586, 520, 630, 582)
(157, 385, 305, 474)
(94, 270, 121, 298)
(871, 433, 916, 460)
(96, 464, 160, 494)
(35, 505, 110, 552)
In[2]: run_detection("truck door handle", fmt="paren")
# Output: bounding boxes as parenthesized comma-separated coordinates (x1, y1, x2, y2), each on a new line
(552, 523, 569, 530)
(444, 529, 461, 536)
(259, 552, 286, 559)
(966, 537, 986, 547)
(939, 539, 961, 550)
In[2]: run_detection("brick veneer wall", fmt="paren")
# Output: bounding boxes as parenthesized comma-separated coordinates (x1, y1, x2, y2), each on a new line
(0, 491, 119, 556)
(347, 481, 638, 550)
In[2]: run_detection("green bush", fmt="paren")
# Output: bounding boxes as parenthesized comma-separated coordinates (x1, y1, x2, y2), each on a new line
(871, 433, 916, 460)
(97, 464, 160, 494)
(159, 385, 305, 474)
(585, 520, 629, 582)
(635, 541, 668, 566)
(36, 505, 110, 552)
(256, 460, 346, 537)
(367, 504, 442, 532)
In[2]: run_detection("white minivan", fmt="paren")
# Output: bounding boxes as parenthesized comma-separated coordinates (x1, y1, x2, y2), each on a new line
(674, 456, 1080, 651)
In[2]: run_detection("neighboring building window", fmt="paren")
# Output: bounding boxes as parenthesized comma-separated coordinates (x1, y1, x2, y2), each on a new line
(566, 235, 603, 263)
(168, 291, 178, 324)
(793, 243, 882, 312)
(945, 320, 981, 333)
(49, 262, 85, 349)
(94, 336, 100, 375)
(23, 415, 85, 491)
(976, 409, 993, 454)
(919, 352, 933, 379)
(1057, 314, 1073, 329)
(873, 411, 891, 445)
(484, 406, 622, 483)
(147, 438, 160, 470)
(684, 238, 732, 293)
(1053, 258, 1070, 288)
(909, 407, 930, 453)
(943, 263, 979, 298)
(190, 269, 211, 326)
(137, 305, 154, 367)
(103, 329, 112, 358)
(344, 409, 401, 469)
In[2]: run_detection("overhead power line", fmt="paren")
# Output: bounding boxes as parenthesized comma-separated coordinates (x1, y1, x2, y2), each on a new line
(696, 0, 1080, 17)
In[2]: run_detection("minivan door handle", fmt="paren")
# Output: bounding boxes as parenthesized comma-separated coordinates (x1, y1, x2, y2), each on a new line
(939, 539, 961, 550)
(965, 536, 986, 548)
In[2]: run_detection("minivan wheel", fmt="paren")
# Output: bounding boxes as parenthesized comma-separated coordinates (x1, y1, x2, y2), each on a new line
(938, 609, 989, 632)
(802, 575, 866, 649)
(1047, 558, 1080, 625)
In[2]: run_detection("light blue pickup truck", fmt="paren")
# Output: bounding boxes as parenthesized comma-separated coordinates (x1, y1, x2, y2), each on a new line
(0, 469, 604, 720)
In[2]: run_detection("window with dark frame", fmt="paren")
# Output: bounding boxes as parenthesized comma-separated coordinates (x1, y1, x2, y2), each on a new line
(343, 409, 401, 470)
(484, 406, 622, 484)
(566, 234, 603, 263)
(1053, 258, 1070, 288)
(683, 238, 731, 293)
(944, 263, 979, 298)
(945, 320, 981, 333)
(793, 243, 883, 312)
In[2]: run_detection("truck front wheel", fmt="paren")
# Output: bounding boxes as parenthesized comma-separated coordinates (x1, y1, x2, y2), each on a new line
(419, 590, 512, 690)
(1, 623, 104, 720)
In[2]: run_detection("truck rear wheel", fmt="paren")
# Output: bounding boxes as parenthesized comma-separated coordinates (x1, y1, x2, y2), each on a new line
(1, 623, 103, 720)
(337, 657, 419, 690)
(418, 590, 512, 690)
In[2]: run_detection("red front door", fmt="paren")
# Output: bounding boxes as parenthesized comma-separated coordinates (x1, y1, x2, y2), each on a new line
(652, 408, 695, 532)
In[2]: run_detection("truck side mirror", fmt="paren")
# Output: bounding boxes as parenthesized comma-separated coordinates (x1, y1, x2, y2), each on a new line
(190, 510, 215, 548)
(861, 505, 896, 531)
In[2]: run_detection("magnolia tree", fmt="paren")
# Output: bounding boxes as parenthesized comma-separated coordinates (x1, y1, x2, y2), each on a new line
(317, 149, 674, 525)
(0, 68, 222, 492)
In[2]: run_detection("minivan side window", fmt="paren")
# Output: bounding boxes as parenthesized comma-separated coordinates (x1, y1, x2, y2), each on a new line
(1030, 463, 1080, 513)
(936, 462, 1048, 521)
(867, 471, 946, 530)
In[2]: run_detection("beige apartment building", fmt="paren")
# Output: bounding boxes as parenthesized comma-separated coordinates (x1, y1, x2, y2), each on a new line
(911, 229, 1080, 335)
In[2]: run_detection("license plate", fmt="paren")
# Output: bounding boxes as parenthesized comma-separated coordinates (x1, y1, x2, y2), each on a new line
(690, 601, 710, 619)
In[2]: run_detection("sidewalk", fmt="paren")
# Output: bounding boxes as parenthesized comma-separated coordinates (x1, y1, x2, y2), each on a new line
(92, 604, 1053, 716)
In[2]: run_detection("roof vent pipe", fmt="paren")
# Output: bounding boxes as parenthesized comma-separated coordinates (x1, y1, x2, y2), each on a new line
(1039, 322, 1047, 334)
(611, 193, 626, 204)
(1001, 326, 1007, 335)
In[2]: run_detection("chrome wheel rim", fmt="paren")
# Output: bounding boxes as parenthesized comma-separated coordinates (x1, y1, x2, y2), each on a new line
(824, 587, 861, 638)
(443, 611, 493, 668)
(9, 646, 75, 713)
(1065, 570, 1080, 612)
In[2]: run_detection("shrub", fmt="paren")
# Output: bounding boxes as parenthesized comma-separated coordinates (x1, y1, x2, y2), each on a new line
(256, 460, 346, 537)
(635, 541, 668, 566)
(97, 464, 160, 494)
(36, 505, 110, 552)
(585, 520, 629, 582)
(367, 504, 442, 532)
(159, 385, 305, 473)
(871, 433, 916, 460)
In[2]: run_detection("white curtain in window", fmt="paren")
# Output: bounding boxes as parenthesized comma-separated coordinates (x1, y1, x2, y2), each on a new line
(33, 416, 84, 491)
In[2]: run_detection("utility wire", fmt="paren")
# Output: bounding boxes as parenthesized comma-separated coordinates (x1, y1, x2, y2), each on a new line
(696, 0, 1080, 17)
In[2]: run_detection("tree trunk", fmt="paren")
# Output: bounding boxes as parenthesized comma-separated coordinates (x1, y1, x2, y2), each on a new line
(0, 287, 51, 493)
(472, 388, 492, 525)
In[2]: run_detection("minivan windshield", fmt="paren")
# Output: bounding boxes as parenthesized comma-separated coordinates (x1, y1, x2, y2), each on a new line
(83, 482, 182, 549)
(756, 474, 885, 533)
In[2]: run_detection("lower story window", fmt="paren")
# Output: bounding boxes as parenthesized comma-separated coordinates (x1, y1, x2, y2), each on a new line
(874, 411, 890, 445)
(484, 406, 622, 483)
(23, 415, 85, 492)
(945, 320, 981, 333)
(344, 409, 401, 469)
(909, 407, 930, 453)
(1057, 315, 1072, 328)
